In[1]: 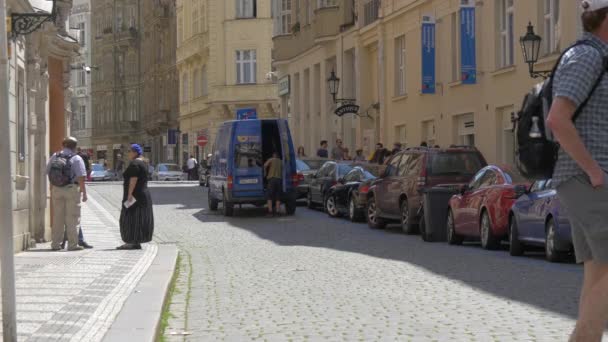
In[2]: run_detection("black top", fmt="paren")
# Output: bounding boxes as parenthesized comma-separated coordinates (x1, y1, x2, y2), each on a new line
(317, 148, 328, 158)
(78, 152, 91, 172)
(122, 159, 149, 204)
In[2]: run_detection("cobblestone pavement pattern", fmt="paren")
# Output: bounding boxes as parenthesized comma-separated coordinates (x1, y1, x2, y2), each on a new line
(90, 183, 608, 342)
(0, 193, 157, 342)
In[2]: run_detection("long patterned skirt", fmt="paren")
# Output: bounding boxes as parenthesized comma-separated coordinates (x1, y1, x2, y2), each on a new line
(119, 190, 154, 244)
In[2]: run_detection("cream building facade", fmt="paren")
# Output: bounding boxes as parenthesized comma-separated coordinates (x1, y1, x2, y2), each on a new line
(274, 0, 582, 165)
(177, 0, 278, 164)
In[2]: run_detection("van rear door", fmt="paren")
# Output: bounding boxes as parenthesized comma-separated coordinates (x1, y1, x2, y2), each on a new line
(277, 119, 296, 192)
(232, 121, 264, 197)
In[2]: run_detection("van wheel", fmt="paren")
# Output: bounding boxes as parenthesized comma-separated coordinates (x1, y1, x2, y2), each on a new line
(208, 189, 219, 211)
(401, 200, 418, 235)
(286, 199, 297, 216)
(222, 192, 234, 217)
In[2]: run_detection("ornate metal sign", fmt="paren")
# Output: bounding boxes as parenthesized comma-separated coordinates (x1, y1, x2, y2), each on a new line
(334, 104, 360, 117)
(11, 0, 57, 36)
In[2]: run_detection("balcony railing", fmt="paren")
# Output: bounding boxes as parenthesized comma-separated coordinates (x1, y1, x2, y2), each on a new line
(363, 0, 380, 26)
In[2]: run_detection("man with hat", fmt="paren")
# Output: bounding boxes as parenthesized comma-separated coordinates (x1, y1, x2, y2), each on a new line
(46, 137, 88, 251)
(547, 1, 608, 339)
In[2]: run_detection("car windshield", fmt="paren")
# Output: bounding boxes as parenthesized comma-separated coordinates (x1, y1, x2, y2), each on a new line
(338, 164, 354, 177)
(235, 143, 262, 169)
(91, 164, 104, 172)
(300, 159, 325, 170)
(428, 152, 485, 176)
(296, 159, 311, 171)
(158, 164, 180, 172)
(360, 165, 382, 178)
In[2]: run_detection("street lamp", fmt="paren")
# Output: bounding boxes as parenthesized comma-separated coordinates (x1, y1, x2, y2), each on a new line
(327, 69, 355, 103)
(11, 0, 57, 37)
(520, 22, 551, 79)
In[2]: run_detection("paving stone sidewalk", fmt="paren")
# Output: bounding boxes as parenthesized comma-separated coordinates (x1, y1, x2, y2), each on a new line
(0, 195, 158, 342)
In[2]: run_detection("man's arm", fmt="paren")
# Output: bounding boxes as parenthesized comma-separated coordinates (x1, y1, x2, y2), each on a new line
(546, 97, 604, 187)
(78, 176, 87, 202)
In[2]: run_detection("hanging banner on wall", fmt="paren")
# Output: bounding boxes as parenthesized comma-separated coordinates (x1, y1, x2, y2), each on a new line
(460, 0, 476, 84)
(421, 15, 436, 94)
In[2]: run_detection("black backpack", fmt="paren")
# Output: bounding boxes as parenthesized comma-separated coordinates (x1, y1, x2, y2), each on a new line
(515, 41, 608, 180)
(48, 152, 76, 187)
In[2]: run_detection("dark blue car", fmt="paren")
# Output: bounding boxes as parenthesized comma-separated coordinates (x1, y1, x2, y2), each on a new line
(508, 179, 573, 262)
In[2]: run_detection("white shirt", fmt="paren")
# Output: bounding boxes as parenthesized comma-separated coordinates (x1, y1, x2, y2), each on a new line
(187, 158, 197, 170)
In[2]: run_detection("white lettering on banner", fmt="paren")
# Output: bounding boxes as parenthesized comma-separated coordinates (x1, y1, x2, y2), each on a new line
(97, 145, 107, 151)
(278, 75, 290, 96)
(112, 144, 122, 150)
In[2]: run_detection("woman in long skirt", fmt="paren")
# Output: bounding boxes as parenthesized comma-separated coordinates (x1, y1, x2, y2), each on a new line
(118, 144, 154, 250)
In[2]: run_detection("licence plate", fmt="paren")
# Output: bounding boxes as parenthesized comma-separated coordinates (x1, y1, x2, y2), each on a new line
(239, 178, 258, 185)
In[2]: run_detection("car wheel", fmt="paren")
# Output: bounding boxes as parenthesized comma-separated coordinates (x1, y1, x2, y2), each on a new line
(509, 217, 525, 256)
(306, 191, 316, 209)
(326, 195, 340, 218)
(208, 189, 219, 211)
(400, 200, 417, 235)
(546, 218, 567, 263)
(480, 211, 500, 250)
(222, 191, 234, 217)
(348, 196, 363, 222)
(446, 209, 463, 245)
(366, 196, 386, 229)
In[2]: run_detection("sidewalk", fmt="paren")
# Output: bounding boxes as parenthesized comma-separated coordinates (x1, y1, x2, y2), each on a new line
(0, 195, 176, 342)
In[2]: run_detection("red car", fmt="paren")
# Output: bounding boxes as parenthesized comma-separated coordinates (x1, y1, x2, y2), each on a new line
(446, 165, 528, 250)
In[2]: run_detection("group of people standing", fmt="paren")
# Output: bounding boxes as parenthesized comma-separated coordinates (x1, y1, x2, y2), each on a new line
(46, 137, 154, 252)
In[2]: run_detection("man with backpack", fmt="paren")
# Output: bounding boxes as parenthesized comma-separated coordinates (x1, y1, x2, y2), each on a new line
(544, 1, 608, 340)
(46, 137, 88, 251)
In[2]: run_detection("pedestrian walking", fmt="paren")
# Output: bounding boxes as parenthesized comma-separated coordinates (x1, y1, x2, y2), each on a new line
(46, 137, 87, 251)
(187, 155, 198, 180)
(369, 143, 386, 164)
(546, 2, 608, 340)
(353, 149, 366, 162)
(118, 144, 154, 250)
(264, 151, 283, 217)
(316, 140, 329, 158)
(115, 154, 124, 181)
(297, 146, 306, 158)
(331, 139, 345, 160)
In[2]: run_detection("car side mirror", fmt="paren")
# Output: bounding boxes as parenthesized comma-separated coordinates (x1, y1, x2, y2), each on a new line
(460, 184, 470, 195)
(514, 184, 528, 198)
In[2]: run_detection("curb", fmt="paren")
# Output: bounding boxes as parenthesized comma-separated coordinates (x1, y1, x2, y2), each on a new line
(102, 244, 179, 342)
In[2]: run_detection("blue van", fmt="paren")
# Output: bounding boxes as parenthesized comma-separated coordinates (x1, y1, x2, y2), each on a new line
(207, 119, 298, 216)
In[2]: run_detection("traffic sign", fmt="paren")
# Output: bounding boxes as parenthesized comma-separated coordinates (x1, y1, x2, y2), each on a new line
(197, 135, 208, 147)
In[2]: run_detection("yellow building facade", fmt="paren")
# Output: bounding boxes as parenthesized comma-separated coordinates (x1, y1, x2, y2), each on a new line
(177, 0, 279, 163)
(273, 0, 582, 165)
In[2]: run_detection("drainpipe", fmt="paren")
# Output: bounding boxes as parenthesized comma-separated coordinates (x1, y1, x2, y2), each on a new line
(0, 0, 19, 339)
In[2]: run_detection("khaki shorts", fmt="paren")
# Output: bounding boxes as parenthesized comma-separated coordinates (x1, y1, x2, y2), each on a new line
(557, 173, 608, 264)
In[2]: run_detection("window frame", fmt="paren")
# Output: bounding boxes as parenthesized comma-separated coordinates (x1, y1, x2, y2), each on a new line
(182, 73, 189, 103)
(236, 0, 257, 18)
(17, 68, 26, 162)
(498, 0, 515, 68)
(451, 12, 460, 82)
(542, 0, 560, 55)
(236, 50, 257, 84)
(394, 35, 406, 96)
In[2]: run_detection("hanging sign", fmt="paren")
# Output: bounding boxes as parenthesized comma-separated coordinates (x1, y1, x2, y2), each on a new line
(460, 0, 477, 84)
(334, 104, 360, 117)
(421, 15, 436, 94)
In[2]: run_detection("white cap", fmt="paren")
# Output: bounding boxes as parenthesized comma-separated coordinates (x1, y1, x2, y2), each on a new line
(582, 0, 608, 12)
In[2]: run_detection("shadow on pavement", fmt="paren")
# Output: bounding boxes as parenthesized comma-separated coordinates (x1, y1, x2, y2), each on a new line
(151, 185, 583, 320)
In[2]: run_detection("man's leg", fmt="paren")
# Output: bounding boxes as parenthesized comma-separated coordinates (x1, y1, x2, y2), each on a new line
(275, 200, 281, 214)
(51, 187, 66, 250)
(65, 187, 82, 250)
(571, 260, 608, 341)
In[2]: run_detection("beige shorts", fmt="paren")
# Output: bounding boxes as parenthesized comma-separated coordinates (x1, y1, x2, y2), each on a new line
(557, 173, 608, 264)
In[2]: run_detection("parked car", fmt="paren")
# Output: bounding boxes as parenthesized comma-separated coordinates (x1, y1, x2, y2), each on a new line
(90, 164, 110, 181)
(509, 179, 573, 262)
(296, 158, 327, 199)
(306, 161, 354, 211)
(446, 165, 529, 250)
(207, 119, 298, 216)
(366, 146, 487, 233)
(106, 169, 120, 181)
(153, 164, 184, 181)
(324, 164, 383, 221)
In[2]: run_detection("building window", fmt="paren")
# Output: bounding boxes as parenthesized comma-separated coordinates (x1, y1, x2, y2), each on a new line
(542, 0, 560, 55)
(17, 68, 26, 162)
(77, 22, 85, 46)
(498, 0, 514, 68)
(236, 0, 257, 18)
(280, 0, 291, 35)
(306, 0, 313, 24)
(363, 0, 380, 26)
(422, 121, 436, 147)
(192, 5, 199, 35)
(395, 124, 407, 146)
(127, 5, 136, 29)
(201, 66, 208, 96)
(394, 35, 406, 96)
(451, 12, 460, 82)
(116, 5, 124, 32)
(79, 105, 87, 130)
(193, 69, 200, 98)
(182, 73, 189, 102)
(497, 106, 516, 166)
(318, 0, 336, 8)
(455, 113, 475, 146)
(178, 16, 183, 44)
(236, 50, 257, 84)
(77, 66, 86, 87)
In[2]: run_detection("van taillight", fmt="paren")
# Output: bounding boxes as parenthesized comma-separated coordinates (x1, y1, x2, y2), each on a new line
(227, 176, 233, 190)
(417, 165, 427, 188)
(359, 185, 370, 194)
(291, 173, 303, 186)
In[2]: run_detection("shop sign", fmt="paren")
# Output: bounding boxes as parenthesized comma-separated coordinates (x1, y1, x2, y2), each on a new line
(96, 145, 107, 151)
(112, 144, 122, 150)
(334, 104, 360, 117)
(278, 75, 290, 96)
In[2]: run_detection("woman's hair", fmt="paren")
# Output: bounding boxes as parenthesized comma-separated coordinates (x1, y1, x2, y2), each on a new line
(582, 7, 608, 32)
(130, 144, 143, 156)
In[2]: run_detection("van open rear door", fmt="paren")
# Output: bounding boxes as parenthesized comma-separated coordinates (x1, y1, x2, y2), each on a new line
(277, 119, 295, 192)
(232, 120, 265, 197)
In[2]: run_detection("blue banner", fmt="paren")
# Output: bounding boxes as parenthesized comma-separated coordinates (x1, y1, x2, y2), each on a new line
(236, 108, 257, 120)
(421, 16, 436, 94)
(460, 5, 476, 84)
(167, 129, 179, 145)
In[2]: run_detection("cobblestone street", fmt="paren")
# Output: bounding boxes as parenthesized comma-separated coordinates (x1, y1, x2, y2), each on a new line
(89, 183, 598, 341)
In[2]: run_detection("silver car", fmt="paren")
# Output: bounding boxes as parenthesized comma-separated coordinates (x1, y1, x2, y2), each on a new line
(90, 164, 110, 181)
(152, 163, 184, 181)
